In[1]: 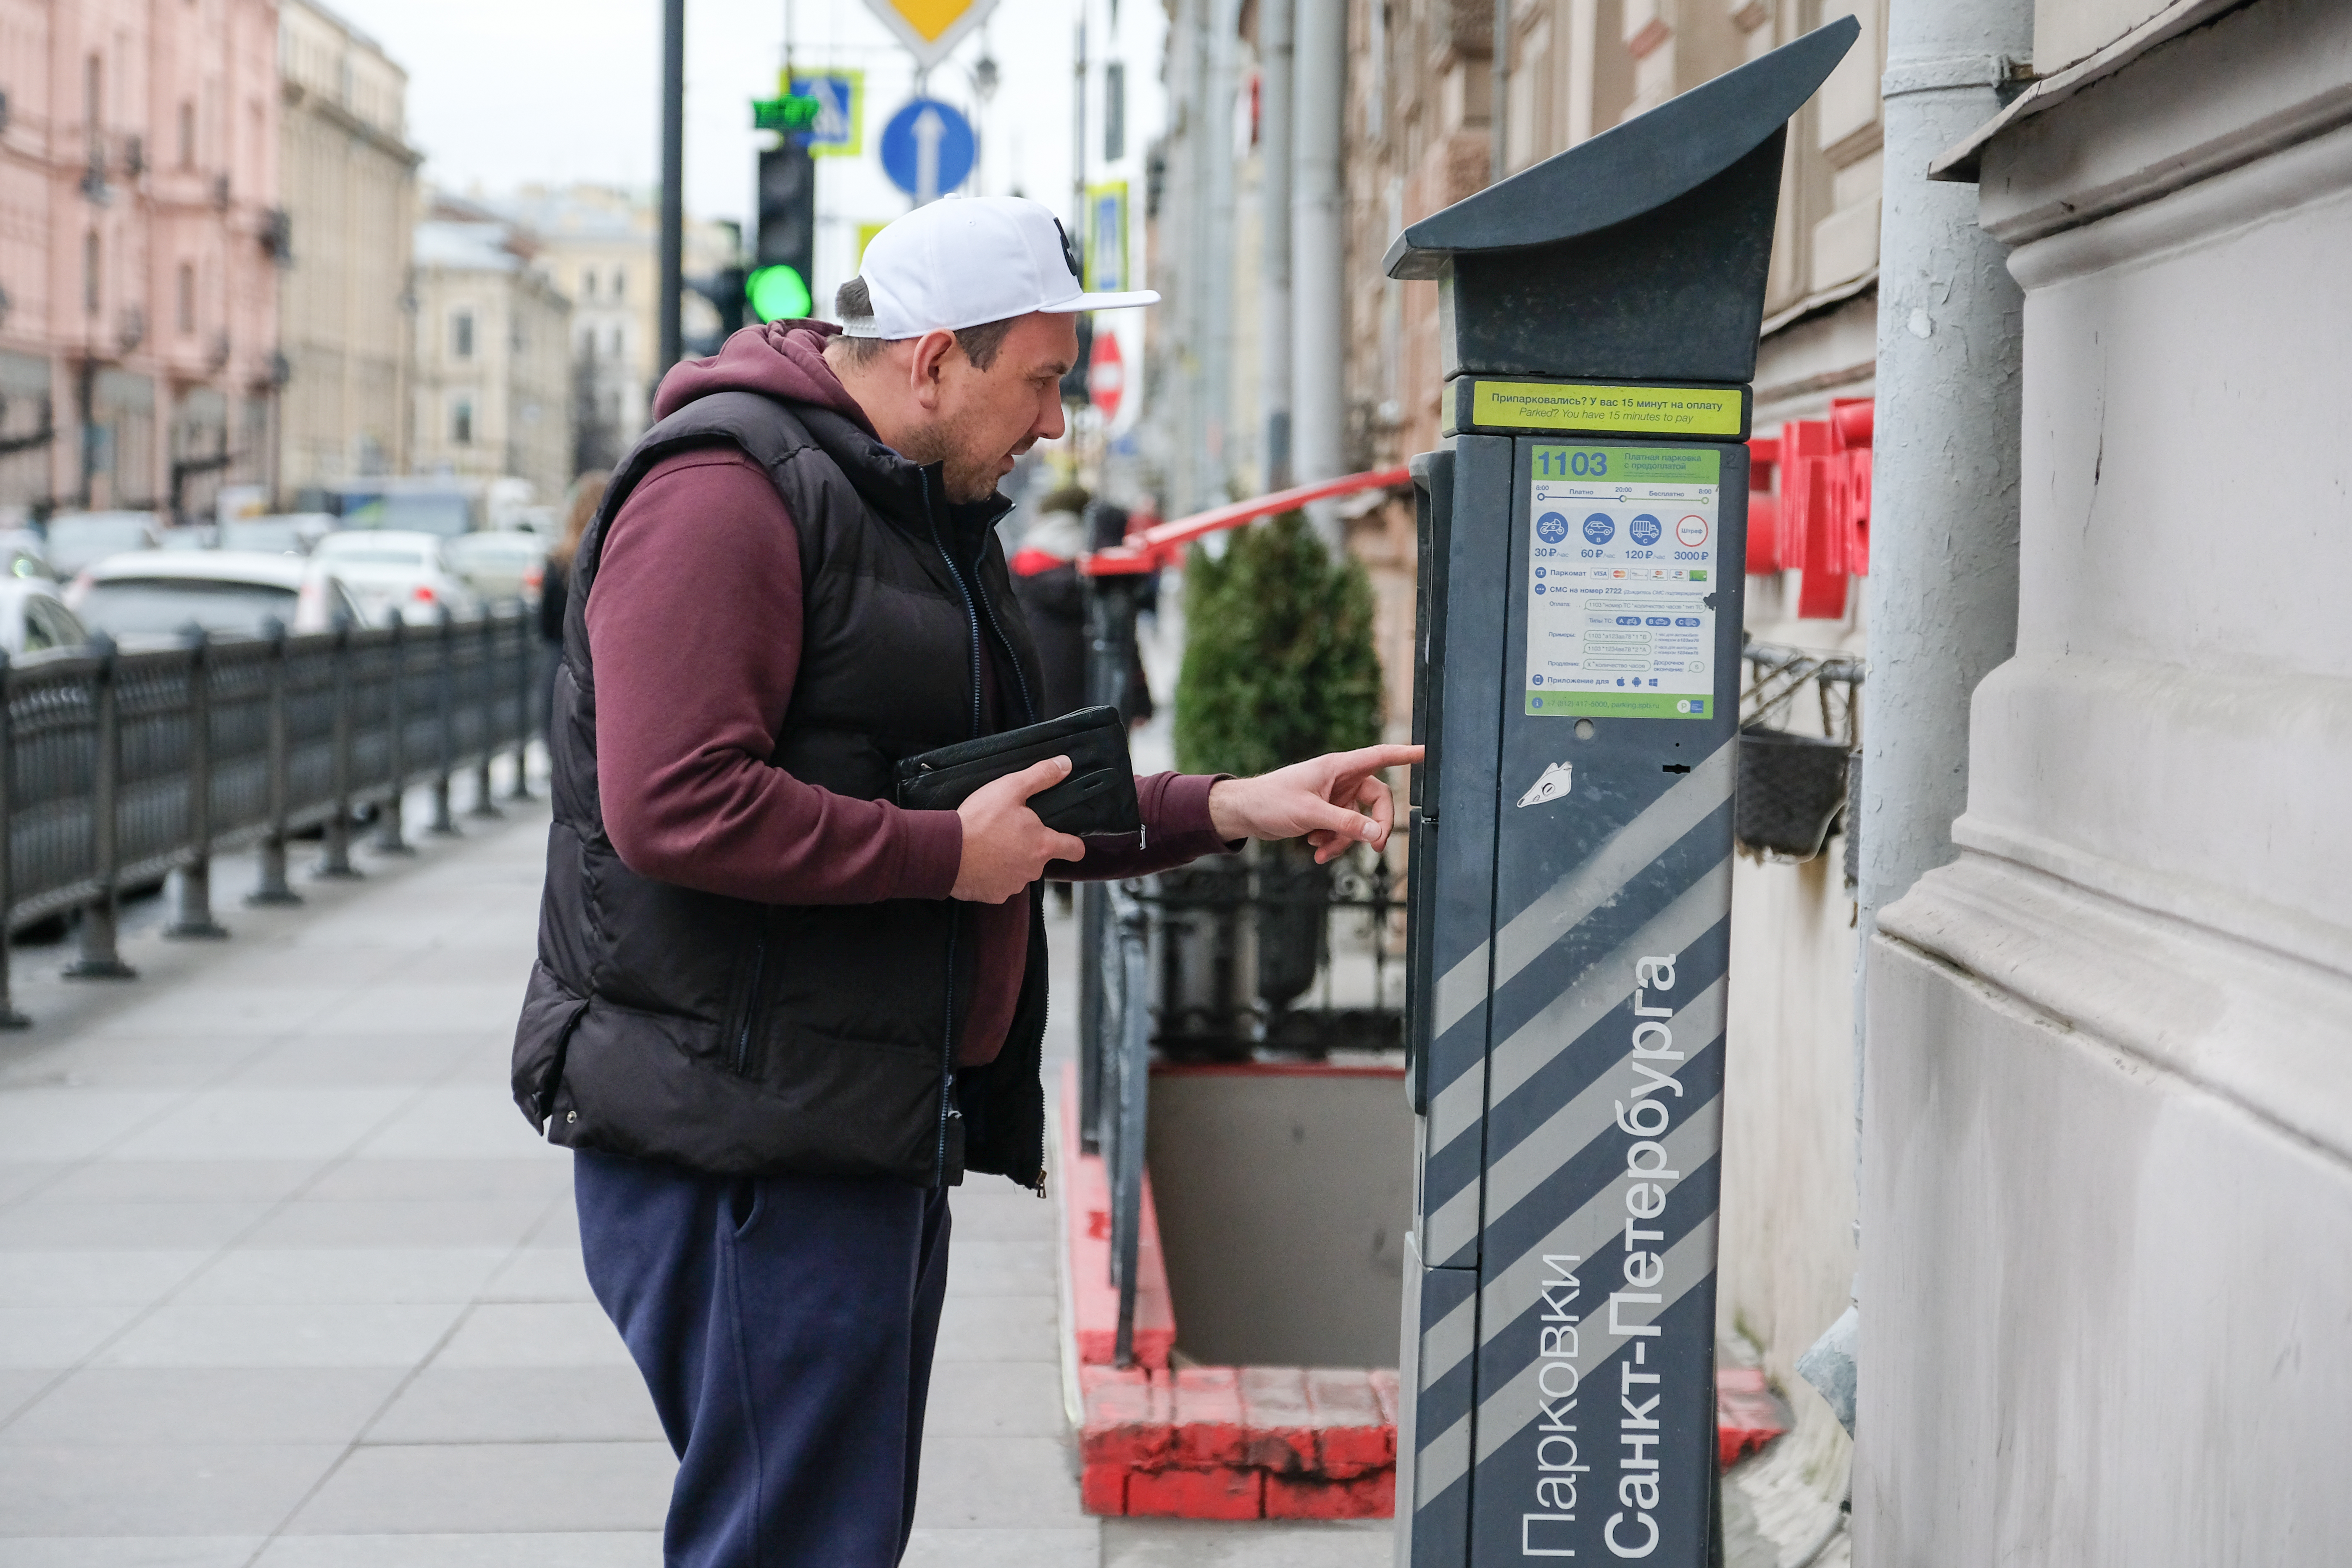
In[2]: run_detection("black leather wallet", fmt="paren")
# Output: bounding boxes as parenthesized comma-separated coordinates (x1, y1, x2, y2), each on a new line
(894, 706, 1142, 837)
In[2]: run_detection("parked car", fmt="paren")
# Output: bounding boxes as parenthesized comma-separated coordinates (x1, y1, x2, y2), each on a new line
(445, 530, 547, 606)
(328, 480, 481, 539)
(64, 551, 364, 645)
(0, 528, 53, 580)
(0, 577, 89, 656)
(43, 511, 162, 577)
(220, 513, 333, 555)
(311, 530, 481, 625)
(157, 525, 220, 551)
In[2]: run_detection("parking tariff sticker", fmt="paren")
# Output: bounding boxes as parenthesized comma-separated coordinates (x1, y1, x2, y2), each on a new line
(1525, 444, 1720, 719)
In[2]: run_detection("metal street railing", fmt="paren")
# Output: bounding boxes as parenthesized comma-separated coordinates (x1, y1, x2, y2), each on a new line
(1096, 880, 1154, 1368)
(1074, 464, 1415, 1364)
(0, 603, 541, 1024)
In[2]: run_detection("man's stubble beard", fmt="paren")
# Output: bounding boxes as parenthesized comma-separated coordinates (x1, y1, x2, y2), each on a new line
(898, 402, 1008, 505)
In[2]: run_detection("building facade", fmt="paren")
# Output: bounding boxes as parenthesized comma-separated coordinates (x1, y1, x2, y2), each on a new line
(276, 0, 417, 498)
(486, 184, 650, 476)
(0, 0, 282, 522)
(407, 199, 570, 503)
(1860, 0, 2352, 1557)
(484, 183, 733, 477)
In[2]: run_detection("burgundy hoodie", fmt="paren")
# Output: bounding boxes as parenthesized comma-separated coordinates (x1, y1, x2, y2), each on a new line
(586, 322, 1230, 1066)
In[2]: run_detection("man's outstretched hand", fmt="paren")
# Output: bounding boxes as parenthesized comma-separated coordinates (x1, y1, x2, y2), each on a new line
(1206, 744, 1425, 863)
(952, 756, 1088, 902)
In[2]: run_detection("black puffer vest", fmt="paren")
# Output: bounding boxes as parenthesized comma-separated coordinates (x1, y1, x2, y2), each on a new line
(508, 387, 1050, 1190)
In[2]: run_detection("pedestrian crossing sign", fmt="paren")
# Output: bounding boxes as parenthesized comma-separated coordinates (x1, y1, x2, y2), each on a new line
(786, 70, 864, 158)
(860, 0, 999, 70)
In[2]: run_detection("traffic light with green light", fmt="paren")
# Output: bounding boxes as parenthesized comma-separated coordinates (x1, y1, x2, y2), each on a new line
(753, 141, 816, 324)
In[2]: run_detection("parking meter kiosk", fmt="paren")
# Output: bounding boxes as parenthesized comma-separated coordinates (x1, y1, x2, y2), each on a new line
(1391, 21, 1857, 1566)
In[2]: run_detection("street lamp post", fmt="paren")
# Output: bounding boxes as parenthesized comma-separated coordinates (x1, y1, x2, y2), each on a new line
(658, 0, 687, 381)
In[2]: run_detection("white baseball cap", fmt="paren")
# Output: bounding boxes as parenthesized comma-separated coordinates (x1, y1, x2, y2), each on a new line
(840, 195, 1159, 339)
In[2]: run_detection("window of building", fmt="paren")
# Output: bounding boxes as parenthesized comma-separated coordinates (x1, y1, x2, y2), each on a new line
(608, 325, 623, 358)
(84, 54, 101, 130)
(450, 397, 473, 445)
(176, 101, 194, 167)
(582, 269, 596, 301)
(176, 262, 195, 334)
(611, 266, 626, 301)
(451, 309, 474, 360)
(83, 229, 99, 316)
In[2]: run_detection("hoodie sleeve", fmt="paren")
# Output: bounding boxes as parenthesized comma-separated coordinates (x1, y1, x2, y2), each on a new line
(585, 448, 964, 904)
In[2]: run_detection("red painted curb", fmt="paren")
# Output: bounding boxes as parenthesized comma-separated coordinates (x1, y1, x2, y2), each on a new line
(1059, 1067, 1794, 1515)
(1716, 1365, 1793, 1468)
(1061, 1069, 1175, 1370)
(1061, 1067, 1397, 1520)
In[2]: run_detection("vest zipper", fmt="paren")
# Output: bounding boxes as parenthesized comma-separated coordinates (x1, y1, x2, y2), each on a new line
(968, 538, 1038, 726)
(919, 470, 985, 742)
(922, 469, 980, 1188)
(732, 933, 768, 1076)
(971, 535, 1046, 1197)
(935, 911, 961, 1187)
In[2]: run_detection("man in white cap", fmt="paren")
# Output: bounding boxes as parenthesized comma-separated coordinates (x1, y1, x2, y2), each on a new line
(512, 194, 1418, 1565)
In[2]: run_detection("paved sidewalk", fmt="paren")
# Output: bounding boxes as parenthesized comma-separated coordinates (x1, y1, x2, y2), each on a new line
(0, 782, 1388, 1567)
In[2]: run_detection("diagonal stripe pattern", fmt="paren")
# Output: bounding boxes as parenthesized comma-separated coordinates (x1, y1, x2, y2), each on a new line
(1413, 742, 1736, 1278)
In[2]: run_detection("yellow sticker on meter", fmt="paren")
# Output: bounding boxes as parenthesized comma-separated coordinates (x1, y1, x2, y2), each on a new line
(1469, 381, 1744, 437)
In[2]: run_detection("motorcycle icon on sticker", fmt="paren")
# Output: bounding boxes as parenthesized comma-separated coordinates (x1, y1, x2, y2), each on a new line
(1517, 761, 1574, 808)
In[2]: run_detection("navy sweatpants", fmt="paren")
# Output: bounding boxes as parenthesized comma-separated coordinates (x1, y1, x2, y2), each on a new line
(574, 1149, 952, 1567)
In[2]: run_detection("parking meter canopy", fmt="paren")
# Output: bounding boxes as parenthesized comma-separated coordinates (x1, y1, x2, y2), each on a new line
(1383, 16, 1858, 386)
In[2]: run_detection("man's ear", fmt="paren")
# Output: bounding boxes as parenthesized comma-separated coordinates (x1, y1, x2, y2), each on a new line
(906, 329, 958, 408)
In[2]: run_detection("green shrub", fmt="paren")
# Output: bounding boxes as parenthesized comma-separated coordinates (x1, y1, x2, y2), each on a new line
(1174, 510, 1383, 778)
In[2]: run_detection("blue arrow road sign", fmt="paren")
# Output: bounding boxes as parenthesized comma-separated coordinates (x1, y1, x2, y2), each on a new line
(880, 98, 975, 200)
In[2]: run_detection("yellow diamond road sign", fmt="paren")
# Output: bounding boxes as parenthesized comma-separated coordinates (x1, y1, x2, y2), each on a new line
(863, 0, 1000, 70)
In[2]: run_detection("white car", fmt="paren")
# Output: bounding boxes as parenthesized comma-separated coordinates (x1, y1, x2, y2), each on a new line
(65, 551, 364, 646)
(44, 511, 162, 577)
(0, 577, 89, 656)
(444, 530, 547, 606)
(312, 530, 483, 625)
(221, 513, 334, 555)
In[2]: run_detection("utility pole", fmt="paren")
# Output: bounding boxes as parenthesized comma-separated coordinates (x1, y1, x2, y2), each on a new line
(1291, 0, 1343, 545)
(658, 0, 687, 380)
(1489, 0, 1509, 181)
(1072, 0, 1088, 234)
(1259, 0, 1293, 489)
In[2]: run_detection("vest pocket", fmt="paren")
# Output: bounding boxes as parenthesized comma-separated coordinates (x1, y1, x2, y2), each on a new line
(723, 926, 774, 1079)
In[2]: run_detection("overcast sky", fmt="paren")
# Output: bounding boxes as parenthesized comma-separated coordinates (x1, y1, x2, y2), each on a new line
(327, 0, 1158, 240)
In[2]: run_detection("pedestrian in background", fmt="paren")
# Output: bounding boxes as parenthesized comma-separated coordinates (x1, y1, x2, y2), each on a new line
(541, 471, 605, 737)
(1007, 483, 1155, 726)
(1006, 483, 1091, 717)
(540, 470, 606, 645)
